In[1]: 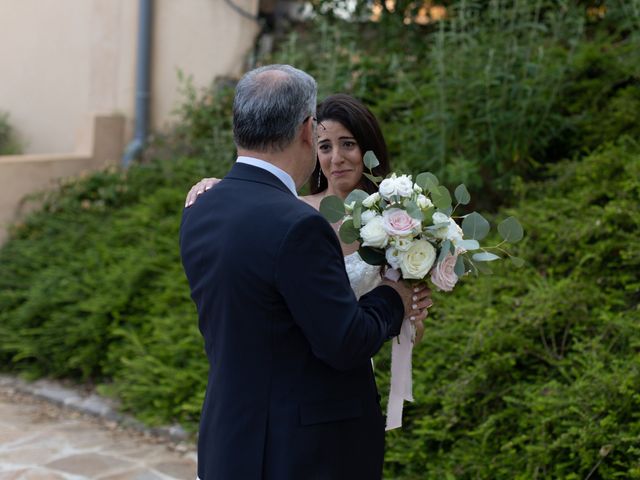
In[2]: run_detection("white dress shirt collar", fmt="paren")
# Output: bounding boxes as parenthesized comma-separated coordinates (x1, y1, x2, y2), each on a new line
(236, 156, 297, 197)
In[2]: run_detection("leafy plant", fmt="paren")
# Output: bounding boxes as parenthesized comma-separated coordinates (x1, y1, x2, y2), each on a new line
(0, 110, 21, 155)
(378, 138, 640, 478)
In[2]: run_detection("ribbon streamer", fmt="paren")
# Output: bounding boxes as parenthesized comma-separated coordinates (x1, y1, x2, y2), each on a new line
(385, 317, 415, 430)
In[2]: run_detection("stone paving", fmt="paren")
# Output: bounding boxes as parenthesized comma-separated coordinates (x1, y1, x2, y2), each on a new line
(0, 379, 197, 480)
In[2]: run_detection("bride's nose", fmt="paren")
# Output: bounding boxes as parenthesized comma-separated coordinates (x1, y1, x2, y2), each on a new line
(330, 149, 345, 165)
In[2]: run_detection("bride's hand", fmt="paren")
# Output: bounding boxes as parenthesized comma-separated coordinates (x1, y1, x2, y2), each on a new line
(185, 177, 220, 207)
(407, 285, 430, 344)
(380, 280, 432, 341)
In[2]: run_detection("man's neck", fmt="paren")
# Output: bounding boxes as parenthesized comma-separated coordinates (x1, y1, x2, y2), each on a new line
(237, 148, 306, 190)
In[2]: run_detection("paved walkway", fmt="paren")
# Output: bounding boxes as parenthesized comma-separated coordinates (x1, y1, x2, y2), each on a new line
(0, 379, 197, 480)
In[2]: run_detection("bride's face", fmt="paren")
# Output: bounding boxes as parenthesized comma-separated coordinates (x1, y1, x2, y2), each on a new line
(317, 120, 364, 198)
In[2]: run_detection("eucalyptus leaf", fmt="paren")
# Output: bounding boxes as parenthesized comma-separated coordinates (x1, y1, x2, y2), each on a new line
(462, 212, 490, 240)
(437, 206, 453, 217)
(352, 204, 362, 229)
(454, 184, 471, 205)
(319, 195, 346, 223)
(416, 172, 439, 192)
(363, 150, 380, 170)
(472, 251, 501, 262)
(510, 256, 525, 267)
(404, 200, 424, 221)
(474, 260, 494, 275)
(454, 255, 465, 277)
(427, 222, 450, 230)
(438, 240, 452, 264)
(422, 207, 436, 224)
(363, 172, 383, 184)
(431, 185, 452, 210)
(339, 220, 360, 244)
(358, 246, 387, 266)
(498, 216, 524, 243)
(345, 189, 369, 205)
(463, 256, 478, 277)
(457, 239, 480, 251)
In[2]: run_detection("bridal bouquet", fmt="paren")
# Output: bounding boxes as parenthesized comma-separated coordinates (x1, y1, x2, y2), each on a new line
(320, 151, 524, 431)
(320, 151, 524, 290)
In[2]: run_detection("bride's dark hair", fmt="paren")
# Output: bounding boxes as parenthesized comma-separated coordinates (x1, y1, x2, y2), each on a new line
(310, 94, 391, 195)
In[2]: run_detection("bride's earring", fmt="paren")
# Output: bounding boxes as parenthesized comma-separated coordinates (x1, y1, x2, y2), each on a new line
(317, 171, 322, 189)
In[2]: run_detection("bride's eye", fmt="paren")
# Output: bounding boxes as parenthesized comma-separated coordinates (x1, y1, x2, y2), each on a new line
(318, 143, 331, 153)
(342, 140, 357, 149)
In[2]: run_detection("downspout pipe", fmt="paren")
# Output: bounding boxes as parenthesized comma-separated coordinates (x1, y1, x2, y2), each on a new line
(122, 0, 153, 167)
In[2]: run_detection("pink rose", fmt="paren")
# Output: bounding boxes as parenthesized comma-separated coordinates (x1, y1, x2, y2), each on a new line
(430, 252, 459, 291)
(382, 208, 421, 237)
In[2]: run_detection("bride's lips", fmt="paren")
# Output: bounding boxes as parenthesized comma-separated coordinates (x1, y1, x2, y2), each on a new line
(331, 169, 353, 177)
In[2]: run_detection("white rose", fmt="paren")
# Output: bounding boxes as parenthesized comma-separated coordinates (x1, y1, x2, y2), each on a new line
(417, 194, 433, 209)
(413, 184, 423, 193)
(378, 177, 397, 200)
(360, 209, 377, 225)
(385, 247, 402, 270)
(391, 236, 413, 251)
(395, 175, 414, 198)
(362, 192, 380, 208)
(431, 212, 452, 240)
(446, 218, 464, 245)
(360, 216, 388, 248)
(398, 239, 437, 280)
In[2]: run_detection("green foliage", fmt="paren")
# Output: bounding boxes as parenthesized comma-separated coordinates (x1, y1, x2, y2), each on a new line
(0, 158, 228, 426)
(0, 81, 236, 425)
(268, 1, 640, 207)
(0, 110, 21, 155)
(143, 72, 236, 163)
(376, 138, 640, 478)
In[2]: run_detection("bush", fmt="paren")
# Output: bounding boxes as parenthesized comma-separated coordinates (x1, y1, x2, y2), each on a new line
(377, 138, 640, 478)
(0, 82, 236, 426)
(268, 1, 640, 207)
(0, 111, 21, 155)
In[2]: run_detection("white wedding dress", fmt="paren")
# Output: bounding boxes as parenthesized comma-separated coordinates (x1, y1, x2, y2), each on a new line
(344, 251, 383, 300)
(343, 252, 414, 431)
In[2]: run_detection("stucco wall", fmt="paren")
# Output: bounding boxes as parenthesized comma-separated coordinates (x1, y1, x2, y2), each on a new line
(0, 114, 125, 245)
(0, 0, 259, 154)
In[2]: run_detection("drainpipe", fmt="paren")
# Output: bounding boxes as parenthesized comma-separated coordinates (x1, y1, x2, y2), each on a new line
(122, 0, 153, 167)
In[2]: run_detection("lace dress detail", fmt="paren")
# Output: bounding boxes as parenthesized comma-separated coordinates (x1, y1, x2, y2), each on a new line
(344, 252, 382, 300)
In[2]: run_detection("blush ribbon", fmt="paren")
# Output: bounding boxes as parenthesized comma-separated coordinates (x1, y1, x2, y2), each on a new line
(385, 317, 415, 430)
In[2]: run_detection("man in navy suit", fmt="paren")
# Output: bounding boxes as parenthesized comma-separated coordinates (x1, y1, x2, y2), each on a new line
(180, 64, 431, 480)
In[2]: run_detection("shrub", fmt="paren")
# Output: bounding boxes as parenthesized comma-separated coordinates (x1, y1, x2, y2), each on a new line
(0, 81, 236, 426)
(0, 111, 21, 155)
(377, 138, 640, 478)
(268, 1, 640, 208)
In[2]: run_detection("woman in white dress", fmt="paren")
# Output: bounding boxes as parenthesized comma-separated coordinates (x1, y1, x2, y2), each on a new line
(299, 94, 392, 300)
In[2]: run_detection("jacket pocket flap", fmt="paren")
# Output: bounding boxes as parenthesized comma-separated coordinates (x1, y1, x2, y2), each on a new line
(300, 398, 363, 426)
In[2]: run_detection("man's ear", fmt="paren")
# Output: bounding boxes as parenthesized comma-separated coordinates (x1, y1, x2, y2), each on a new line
(300, 116, 315, 147)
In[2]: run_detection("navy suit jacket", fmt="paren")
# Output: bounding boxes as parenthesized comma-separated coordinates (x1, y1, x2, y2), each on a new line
(180, 162, 404, 480)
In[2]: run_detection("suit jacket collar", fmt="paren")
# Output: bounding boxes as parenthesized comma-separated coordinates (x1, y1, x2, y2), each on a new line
(225, 162, 297, 197)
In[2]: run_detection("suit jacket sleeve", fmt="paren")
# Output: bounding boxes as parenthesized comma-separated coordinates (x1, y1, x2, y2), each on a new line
(275, 213, 404, 371)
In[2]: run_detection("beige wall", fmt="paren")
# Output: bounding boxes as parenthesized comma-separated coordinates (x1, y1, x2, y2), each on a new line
(0, 0, 259, 154)
(0, 114, 125, 245)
